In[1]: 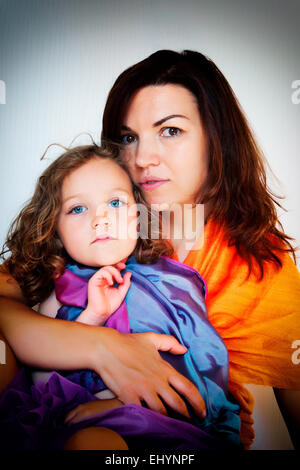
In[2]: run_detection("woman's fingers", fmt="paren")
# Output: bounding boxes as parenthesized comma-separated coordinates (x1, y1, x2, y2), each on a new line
(65, 407, 79, 424)
(141, 384, 190, 418)
(140, 392, 168, 417)
(136, 333, 205, 418)
(143, 332, 188, 355)
(92, 330, 203, 419)
(168, 372, 206, 419)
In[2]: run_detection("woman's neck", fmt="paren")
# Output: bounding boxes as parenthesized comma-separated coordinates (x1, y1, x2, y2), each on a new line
(162, 202, 211, 260)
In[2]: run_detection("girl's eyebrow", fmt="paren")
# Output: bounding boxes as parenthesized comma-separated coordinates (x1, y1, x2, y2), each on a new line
(62, 188, 132, 204)
(121, 114, 189, 131)
(61, 194, 84, 204)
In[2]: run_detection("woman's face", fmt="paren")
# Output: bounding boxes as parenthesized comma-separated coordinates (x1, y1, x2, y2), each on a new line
(120, 84, 208, 208)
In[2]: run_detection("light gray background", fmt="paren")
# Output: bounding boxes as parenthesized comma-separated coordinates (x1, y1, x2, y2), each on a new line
(0, 0, 299, 449)
(0, 0, 299, 259)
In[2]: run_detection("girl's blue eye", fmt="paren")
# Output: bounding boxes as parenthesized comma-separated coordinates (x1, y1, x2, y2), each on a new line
(109, 199, 124, 208)
(161, 127, 181, 137)
(121, 134, 137, 145)
(70, 205, 86, 214)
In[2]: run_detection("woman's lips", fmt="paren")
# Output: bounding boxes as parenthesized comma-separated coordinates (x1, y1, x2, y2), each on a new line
(140, 180, 169, 191)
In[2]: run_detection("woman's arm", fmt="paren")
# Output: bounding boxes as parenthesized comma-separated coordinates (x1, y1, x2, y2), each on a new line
(0, 295, 206, 419)
(274, 388, 300, 449)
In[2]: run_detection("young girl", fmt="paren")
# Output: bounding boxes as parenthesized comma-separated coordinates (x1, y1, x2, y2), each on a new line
(0, 143, 241, 450)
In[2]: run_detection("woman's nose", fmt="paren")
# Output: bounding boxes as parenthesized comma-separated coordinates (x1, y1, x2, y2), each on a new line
(134, 139, 160, 168)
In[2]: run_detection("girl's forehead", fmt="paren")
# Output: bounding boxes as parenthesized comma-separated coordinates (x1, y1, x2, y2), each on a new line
(62, 158, 134, 198)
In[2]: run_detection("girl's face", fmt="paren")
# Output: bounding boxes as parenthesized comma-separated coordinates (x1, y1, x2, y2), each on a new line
(57, 158, 138, 267)
(120, 84, 208, 208)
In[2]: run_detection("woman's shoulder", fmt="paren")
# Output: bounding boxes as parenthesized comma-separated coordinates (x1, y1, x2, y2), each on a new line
(187, 218, 299, 279)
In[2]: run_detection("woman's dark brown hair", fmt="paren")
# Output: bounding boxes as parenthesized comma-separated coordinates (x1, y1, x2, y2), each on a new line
(1, 144, 173, 306)
(102, 49, 296, 278)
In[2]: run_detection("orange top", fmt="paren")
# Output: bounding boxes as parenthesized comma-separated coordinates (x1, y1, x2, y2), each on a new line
(172, 219, 300, 449)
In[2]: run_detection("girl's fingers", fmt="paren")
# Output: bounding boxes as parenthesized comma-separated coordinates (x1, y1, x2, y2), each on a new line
(91, 269, 114, 286)
(113, 262, 126, 271)
(97, 271, 113, 286)
(116, 272, 131, 297)
(103, 266, 124, 284)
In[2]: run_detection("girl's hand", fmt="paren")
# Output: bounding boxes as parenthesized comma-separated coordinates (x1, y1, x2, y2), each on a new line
(64, 398, 124, 425)
(76, 262, 131, 326)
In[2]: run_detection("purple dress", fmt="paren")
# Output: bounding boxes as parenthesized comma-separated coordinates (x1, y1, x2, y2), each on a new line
(0, 256, 242, 450)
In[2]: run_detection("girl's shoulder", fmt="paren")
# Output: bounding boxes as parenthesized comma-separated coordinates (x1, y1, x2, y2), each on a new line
(38, 290, 62, 318)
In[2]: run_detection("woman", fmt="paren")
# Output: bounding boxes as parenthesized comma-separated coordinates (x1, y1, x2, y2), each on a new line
(1, 50, 299, 449)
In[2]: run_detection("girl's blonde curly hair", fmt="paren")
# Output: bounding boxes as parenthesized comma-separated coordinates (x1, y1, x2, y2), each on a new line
(1, 143, 173, 306)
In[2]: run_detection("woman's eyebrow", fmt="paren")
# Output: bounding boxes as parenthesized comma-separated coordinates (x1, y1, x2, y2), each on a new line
(121, 114, 189, 132)
(153, 114, 189, 127)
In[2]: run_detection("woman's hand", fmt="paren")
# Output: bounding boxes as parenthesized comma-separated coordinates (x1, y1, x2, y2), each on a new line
(0, 265, 25, 302)
(65, 398, 124, 425)
(0, 297, 206, 421)
(76, 262, 131, 325)
(91, 329, 207, 420)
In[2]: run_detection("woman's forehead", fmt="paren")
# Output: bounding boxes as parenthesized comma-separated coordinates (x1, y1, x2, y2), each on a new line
(123, 84, 199, 125)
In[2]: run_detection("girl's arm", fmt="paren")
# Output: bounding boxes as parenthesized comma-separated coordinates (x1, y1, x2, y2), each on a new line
(0, 293, 206, 419)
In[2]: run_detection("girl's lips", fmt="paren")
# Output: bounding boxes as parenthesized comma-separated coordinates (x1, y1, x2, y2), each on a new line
(140, 180, 169, 191)
(92, 236, 115, 244)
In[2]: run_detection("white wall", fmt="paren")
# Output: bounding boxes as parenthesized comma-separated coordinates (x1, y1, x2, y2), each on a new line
(0, 0, 299, 450)
(0, 0, 299, 259)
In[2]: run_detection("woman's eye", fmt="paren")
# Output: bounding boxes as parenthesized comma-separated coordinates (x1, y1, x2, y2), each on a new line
(161, 127, 181, 137)
(108, 199, 124, 208)
(121, 134, 137, 145)
(69, 205, 86, 214)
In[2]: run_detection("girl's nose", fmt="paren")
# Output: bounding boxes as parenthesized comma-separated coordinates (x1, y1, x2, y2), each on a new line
(91, 213, 110, 230)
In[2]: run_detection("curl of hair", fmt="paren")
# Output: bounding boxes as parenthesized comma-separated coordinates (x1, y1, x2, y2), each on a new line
(102, 49, 296, 279)
(1, 143, 173, 306)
